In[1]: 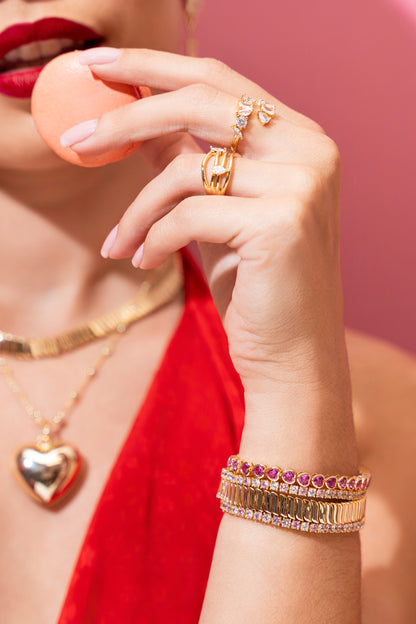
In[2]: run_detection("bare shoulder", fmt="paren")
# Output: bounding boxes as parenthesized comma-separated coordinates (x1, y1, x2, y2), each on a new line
(346, 330, 416, 623)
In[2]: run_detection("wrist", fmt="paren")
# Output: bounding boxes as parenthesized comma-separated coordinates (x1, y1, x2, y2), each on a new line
(240, 383, 358, 475)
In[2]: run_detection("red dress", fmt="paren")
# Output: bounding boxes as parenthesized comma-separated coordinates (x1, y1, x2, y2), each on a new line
(57, 250, 245, 623)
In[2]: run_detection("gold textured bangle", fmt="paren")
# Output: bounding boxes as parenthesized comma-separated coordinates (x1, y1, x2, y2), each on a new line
(226, 455, 371, 499)
(217, 475, 366, 534)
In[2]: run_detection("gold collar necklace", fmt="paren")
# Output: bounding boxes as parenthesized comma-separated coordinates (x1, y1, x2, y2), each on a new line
(0, 254, 182, 359)
(0, 254, 183, 507)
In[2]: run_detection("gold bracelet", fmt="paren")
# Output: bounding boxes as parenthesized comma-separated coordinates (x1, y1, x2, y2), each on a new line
(217, 476, 366, 534)
(227, 455, 371, 499)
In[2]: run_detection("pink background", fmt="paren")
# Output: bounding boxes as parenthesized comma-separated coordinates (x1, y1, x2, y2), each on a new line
(196, 0, 416, 354)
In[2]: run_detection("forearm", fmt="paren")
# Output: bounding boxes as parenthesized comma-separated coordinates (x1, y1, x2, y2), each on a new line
(200, 370, 361, 623)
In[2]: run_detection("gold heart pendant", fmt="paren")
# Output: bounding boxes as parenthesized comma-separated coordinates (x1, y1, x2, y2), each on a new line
(14, 443, 82, 506)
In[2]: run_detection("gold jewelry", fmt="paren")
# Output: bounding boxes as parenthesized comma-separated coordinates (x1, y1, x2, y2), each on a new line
(226, 455, 371, 499)
(217, 471, 366, 534)
(1, 254, 184, 506)
(231, 94, 276, 153)
(201, 146, 236, 195)
(0, 336, 121, 506)
(0, 253, 182, 359)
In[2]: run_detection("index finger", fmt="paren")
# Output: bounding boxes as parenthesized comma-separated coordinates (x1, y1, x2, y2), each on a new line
(77, 47, 321, 131)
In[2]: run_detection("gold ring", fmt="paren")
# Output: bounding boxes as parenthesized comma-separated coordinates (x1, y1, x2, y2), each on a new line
(231, 94, 276, 153)
(201, 146, 236, 195)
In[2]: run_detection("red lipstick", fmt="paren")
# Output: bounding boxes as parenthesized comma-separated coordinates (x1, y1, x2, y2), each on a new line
(0, 18, 103, 98)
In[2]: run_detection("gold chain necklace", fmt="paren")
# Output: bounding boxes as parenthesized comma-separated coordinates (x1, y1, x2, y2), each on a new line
(0, 254, 183, 507)
(0, 253, 181, 359)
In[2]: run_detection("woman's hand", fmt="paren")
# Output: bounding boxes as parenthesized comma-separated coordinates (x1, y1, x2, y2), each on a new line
(63, 48, 350, 433)
(61, 48, 362, 624)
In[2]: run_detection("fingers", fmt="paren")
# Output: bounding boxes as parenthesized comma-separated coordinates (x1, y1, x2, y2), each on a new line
(107, 154, 327, 260)
(78, 47, 318, 130)
(109, 154, 274, 257)
(62, 84, 288, 160)
(135, 195, 258, 270)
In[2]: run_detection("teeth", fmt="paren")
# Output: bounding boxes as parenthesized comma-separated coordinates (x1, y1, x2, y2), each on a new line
(19, 41, 42, 62)
(37, 39, 64, 58)
(2, 38, 79, 64)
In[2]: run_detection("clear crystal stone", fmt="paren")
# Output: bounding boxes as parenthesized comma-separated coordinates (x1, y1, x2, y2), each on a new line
(245, 509, 253, 519)
(262, 103, 275, 115)
(289, 485, 299, 495)
(238, 103, 253, 116)
(308, 488, 316, 497)
(252, 478, 260, 487)
(232, 126, 243, 138)
(258, 111, 271, 125)
(270, 482, 279, 491)
(212, 165, 227, 175)
(282, 518, 291, 528)
(262, 514, 272, 524)
(236, 115, 248, 128)
(301, 522, 310, 532)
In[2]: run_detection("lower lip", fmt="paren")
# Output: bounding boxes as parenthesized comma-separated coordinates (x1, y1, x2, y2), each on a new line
(0, 65, 44, 98)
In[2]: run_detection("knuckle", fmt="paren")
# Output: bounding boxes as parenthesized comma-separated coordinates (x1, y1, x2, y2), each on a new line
(200, 56, 230, 81)
(292, 165, 324, 200)
(168, 153, 195, 180)
(317, 135, 341, 176)
(183, 82, 220, 107)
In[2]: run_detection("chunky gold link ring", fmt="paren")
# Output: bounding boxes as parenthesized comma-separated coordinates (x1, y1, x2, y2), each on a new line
(201, 146, 236, 195)
(231, 94, 276, 153)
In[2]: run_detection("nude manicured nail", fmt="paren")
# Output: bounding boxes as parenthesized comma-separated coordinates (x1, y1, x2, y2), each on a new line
(101, 225, 119, 259)
(132, 244, 144, 268)
(78, 47, 122, 65)
(60, 119, 98, 148)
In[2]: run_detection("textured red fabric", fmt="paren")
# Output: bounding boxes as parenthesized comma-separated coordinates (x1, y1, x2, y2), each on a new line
(57, 250, 245, 623)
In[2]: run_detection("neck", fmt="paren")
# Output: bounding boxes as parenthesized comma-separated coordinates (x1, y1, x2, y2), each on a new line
(0, 155, 154, 334)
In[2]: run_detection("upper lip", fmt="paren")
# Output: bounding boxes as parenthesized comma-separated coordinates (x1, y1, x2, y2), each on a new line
(0, 17, 104, 65)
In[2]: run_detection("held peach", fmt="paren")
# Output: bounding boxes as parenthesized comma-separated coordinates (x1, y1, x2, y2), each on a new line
(31, 50, 151, 167)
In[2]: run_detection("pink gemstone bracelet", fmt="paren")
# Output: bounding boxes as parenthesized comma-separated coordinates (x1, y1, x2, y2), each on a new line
(226, 455, 371, 500)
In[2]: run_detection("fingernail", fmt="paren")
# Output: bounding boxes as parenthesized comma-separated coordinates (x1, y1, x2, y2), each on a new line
(101, 225, 119, 258)
(132, 244, 144, 268)
(78, 47, 122, 65)
(60, 119, 98, 148)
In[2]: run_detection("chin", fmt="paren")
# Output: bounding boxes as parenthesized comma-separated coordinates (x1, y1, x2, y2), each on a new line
(0, 98, 70, 172)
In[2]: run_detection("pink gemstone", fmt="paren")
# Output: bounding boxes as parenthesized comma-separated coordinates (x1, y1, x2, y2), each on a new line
(362, 478, 368, 490)
(355, 479, 362, 491)
(282, 471, 295, 484)
(253, 464, 265, 478)
(298, 473, 310, 487)
(253, 511, 262, 521)
(348, 478, 356, 490)
(312, 475, 324, 488)
(325, 477, 337, 489)
(240, 462, 250, 475)
(232, 459, 239, 472)
(266, 467, 279, 480)
(338, 477, 347, 489)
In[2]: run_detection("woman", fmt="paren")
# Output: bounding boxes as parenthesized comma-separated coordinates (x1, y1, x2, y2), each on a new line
(0, 1, 414, 622)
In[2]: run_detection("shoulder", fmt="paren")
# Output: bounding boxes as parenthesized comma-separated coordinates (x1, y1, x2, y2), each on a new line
(346, 330, 416, 623)
(346, 329, 416, 442)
